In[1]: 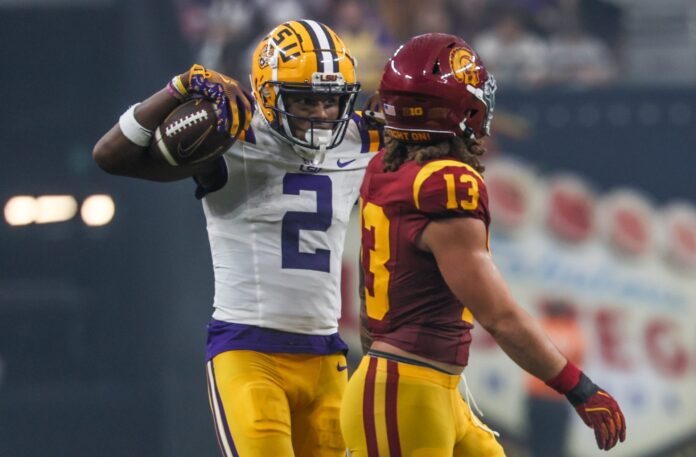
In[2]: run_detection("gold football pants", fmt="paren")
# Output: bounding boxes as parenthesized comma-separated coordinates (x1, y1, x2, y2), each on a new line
(341, 355, 506, 457)
(207, 350, 348, 457)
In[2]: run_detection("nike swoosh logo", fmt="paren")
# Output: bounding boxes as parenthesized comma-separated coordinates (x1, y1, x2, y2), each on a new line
(336, 158, 356, 168)
(337, 363, 348, 372)
(177, 125, 213, 158)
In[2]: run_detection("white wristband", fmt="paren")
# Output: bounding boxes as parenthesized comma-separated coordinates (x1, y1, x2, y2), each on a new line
(119, 103, 153, 147)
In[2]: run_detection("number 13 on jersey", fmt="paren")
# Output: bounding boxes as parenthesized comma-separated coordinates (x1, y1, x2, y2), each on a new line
(361, 199, 391, 320)
(361, 164, 483, 322)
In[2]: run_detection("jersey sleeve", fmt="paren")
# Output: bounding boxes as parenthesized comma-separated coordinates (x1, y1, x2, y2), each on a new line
(193, 155, 229, 199)
(412, 160, 490, 223)
(193, 97, 257, 199)
(236, 92, 258, 144)
(350, 111, 384, 154)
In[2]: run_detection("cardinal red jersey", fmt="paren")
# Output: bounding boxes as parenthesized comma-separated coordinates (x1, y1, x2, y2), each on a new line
(359, 151, 490, 366)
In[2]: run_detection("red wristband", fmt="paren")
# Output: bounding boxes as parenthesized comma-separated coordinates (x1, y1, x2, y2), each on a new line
(545, 361, 582, 394)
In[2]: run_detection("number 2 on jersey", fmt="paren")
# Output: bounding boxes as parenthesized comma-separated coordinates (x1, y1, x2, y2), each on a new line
(281, 173, 332, 272)
(362, 201, 391, 320)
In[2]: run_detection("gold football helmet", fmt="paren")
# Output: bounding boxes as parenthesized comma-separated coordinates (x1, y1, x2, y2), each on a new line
(251, 20, 360, 162)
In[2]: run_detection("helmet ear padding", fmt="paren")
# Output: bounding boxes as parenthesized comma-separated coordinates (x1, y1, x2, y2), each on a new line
(258, 83, 277, 121)
(260, 86, 272, 104)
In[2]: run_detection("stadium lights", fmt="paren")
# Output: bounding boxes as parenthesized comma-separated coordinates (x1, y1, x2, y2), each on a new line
(4, 195, 78, 225)
(80, 194, 115, 226)
(35, 195, 78, 224)
(4, 195, 37, 226)
(4, 194, 115, 227)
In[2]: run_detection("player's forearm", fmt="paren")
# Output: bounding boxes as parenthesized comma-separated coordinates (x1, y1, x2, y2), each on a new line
(93, 88, 206, 182)
(487, 306, 567, 381)
(131, 88, 182, 130)
(93, 126, 200, 182)
(465, 266, 567, 380)
(442, 250, 566, 381)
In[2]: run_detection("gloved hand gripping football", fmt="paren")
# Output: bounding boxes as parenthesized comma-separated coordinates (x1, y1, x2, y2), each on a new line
(168, 64, 252, 139)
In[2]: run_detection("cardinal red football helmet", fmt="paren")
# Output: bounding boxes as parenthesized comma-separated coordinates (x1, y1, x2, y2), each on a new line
(379, 33, 496, 143)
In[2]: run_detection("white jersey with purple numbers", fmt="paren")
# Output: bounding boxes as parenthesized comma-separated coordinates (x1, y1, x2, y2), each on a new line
(202, 111, 381, 335)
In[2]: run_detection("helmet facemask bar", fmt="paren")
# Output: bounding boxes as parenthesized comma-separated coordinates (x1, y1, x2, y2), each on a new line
(462, 74, 497, 138)
(260, 78, 360, 162)
(480, 75, 497, 136)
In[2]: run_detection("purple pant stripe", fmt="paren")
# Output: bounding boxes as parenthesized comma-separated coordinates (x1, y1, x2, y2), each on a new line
(207, 361, 240, 457)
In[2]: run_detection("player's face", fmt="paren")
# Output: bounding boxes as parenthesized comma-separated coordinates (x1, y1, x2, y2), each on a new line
(284, 93, 341, 138)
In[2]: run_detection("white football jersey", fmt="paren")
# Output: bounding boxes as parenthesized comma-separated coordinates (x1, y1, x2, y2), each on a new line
(202, 112, 380, 335)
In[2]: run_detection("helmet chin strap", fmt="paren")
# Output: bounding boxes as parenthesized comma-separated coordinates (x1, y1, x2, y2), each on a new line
(458, 119, 476, 139)
(293, 128, 332, 165)
(274, 94, 330, 164)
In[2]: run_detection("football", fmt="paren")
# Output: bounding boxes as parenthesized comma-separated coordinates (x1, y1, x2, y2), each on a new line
(150, 98, 232, 166)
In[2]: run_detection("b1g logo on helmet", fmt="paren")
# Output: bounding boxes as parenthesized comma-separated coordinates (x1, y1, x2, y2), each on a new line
(449, 47, 481, 86)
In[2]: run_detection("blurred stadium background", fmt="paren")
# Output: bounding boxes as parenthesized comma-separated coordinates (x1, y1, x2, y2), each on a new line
(1, 0, 695, 456)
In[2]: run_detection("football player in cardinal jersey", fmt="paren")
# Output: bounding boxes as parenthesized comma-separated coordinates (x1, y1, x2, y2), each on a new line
(340, 33, 626, 457)
(93, 20, 383, 457)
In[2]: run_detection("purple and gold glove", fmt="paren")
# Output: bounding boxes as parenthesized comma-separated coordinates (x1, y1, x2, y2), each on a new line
(168, 64, 252, 139)
(546, 362, 626, 451)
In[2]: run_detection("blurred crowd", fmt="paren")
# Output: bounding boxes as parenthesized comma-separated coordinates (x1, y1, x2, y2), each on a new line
(172, 0, 696, 92)
(167, 0, 696, 164)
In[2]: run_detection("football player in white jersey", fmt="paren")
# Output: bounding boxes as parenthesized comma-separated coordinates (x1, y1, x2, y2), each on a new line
(93, 20, 383, 457)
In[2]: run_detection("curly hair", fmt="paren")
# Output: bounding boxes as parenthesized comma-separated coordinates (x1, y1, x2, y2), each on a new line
(381, 131, 487, 173)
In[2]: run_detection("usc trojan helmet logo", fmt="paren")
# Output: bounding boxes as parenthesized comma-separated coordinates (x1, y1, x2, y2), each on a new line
(449, 47, 481, 86)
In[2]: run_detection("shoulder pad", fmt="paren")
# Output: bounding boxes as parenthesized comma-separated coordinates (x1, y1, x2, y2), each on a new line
(352, 111, 384, 153)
